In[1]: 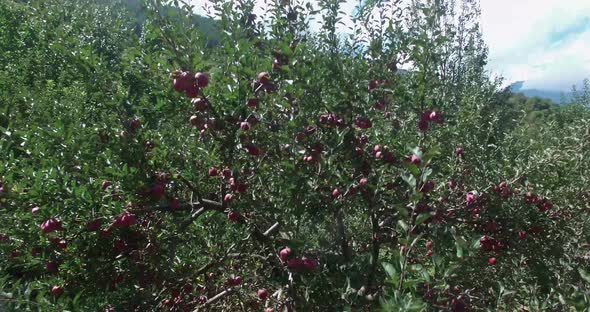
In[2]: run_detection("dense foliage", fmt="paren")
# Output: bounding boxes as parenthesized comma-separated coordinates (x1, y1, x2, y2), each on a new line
(1, 0, 590, 311)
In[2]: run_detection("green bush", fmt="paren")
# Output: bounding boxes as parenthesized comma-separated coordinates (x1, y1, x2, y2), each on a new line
(1, 0, 589, 311)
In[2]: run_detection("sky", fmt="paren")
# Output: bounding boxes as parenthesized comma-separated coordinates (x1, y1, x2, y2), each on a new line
(192, 0, 590, 91)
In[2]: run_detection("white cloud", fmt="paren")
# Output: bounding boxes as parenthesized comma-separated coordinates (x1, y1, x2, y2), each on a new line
(480, 0, 590, 90)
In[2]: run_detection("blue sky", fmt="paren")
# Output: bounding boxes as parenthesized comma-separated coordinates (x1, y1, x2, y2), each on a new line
(193, 0, 590, 92)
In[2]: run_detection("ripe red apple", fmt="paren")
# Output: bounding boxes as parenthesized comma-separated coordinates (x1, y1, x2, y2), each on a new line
(150, 183, 166, 199)
(192, 98, 208, 111)
(332, 188, 341, 198)
(208, 167, 218, 177)
(194, 72, 209, 88)
(354, 116, 373, 129)
(224, 193, 234, 203)
(129, 117, 141, 132)
(426, 249, 433, 257)
(31, 206, 40, 214)
(302, 257, 319, 270)
(245, 144, 260, 156)
(287, 257, 305, 271)
(488, 257, 497, 265)
(40, 218, 63, 234)
(87, 218, 102, 231)
(222, 168, 233, 179)
(114, 211, 137, 227)
(359, 178, 368, 185)
(170, 197, 181, 210)
(265, 308, 274, 312)
(101, 180, 112, 190)
(455, 147, 464, 156)
(257, 72, 270, 83)
(173, 71, 194, 92)
(517, 231, 526, 240)
(227, 211, 240, 222)
(51, 285, 64, 297)
(426, 241, 433, 249)
(429, 111, 443, 124)
(46, 261, 58, 273)
(451, 298, 466, 312)
(418, 119, 429, 131)
(240, 122, 251, 131)
(374, 100, 386, 110)
(227, 276, 242, 286)
(190, 115, 200, 126)
(257, 288, 269, 300)
(420, 181, 435, 193)
(410, 154, 421, 165)
(279, 247, 292, 262)
(247, 98, 259, 108)
(466, 192, 475, 204)
(368, 80, 379, 90)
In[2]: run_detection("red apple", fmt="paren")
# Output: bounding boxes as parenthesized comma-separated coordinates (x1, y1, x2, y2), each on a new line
(279, 247, 292, 262)
(466, 192, 475, 204)
(195, 72, 209, 88)
(257, 288, 269, 300)
(247, 98, 259, 108)
(224, 193, 234, 203)
(46, 261, 58, 273)
(240, 122, 251, 131)
(51, 285, 64, 297)
(227, 211, 240, 222)
(488, 257, 497, 265)
(172, 70, 194, 92)
(257, 72, 270, 83)
(40, 218, 63, 234)
(208, 167, 218, 177)
(101, 180, 112, 190)
(192, 98, 208, 111)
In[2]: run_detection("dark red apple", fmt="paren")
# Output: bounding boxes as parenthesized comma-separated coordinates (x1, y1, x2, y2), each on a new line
(257, 288, 269, 300)
(40, 218, 63, 234)
(257, 72, 270, 83)
(195, 72, 209, 88)
(192, 98, 208, 111)
(224, 193, 234, 203)
(227, 211, 240, 222)
(51, 285, 64, 297)
(247, 98, 259, 108)
(279, 247, 292, 262)
(46, 261, 58, 273)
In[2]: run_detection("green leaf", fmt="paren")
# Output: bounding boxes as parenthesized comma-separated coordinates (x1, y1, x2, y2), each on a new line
(415, 213, 430, 226)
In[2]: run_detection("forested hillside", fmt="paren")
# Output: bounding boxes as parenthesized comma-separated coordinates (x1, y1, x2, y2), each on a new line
(1, 0, 590, 311)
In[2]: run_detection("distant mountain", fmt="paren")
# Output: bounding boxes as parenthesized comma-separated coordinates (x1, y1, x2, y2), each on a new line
(508, 81, 572, 104)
